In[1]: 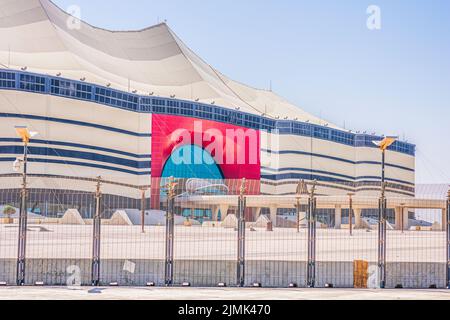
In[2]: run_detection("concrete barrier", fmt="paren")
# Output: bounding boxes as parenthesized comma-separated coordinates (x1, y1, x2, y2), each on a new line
(0, 259, 446, 288)
(60, 209, 85, 225)
(221, 214, 238, 229)
(109, 210, 133, 226)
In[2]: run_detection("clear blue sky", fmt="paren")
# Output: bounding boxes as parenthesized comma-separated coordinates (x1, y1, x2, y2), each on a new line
(54, 0, 450, 184)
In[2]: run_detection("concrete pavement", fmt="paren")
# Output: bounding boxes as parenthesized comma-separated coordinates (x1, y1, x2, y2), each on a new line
(0, 287, 449, 300)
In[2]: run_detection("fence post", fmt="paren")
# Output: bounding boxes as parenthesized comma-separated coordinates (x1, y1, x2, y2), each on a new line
(446, 188, 450, 289)
(91, 176, 102, 286)
(237, 178, 247, 287)
(307, 181, 317, 288)
(16, 141, 29, 286)
(165, 177, 176, 286)
(378, 183, 387, 289)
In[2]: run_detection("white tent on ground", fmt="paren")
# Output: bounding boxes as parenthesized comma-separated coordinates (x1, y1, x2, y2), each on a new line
(111, 209, 195, 226)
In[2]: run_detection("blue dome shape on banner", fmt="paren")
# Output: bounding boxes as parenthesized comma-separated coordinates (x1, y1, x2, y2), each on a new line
(161, 144, 224, 180)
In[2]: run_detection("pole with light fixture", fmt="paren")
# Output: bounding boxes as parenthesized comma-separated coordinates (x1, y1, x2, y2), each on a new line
(306, 180, 317, 288)
(14, 126, 38, 286)
(372, 136, 397, 289)
(237, 178, 247, 287)
(91, 176, 102, 286)
(164, 177, 177, 286)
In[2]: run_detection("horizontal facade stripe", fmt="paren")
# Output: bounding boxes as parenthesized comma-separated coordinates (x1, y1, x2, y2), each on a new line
(261, 149, 414, 172)
(261, 174, 414, 193)
(261, 179, 415, 197)
(0, 157, 151, 176)
(261, 167, 414, 186)
(261, 180, 354, 194)
(0, 174, 150, 189)
(263, 149, 353, 164)
(262, 173, 354, 185)
(260, 190, 415, 197)
(355, 161, 414, 172)
(0, 146, 151, 169)
(0, 113, 151, 137)
(354, 188, 415, 197)
(0, 138, 151, 159)
(355, 176, 414, 186)
(261, 166, 355, 181)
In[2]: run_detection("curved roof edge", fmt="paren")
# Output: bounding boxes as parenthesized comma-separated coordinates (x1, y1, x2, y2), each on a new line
(0, 0, 340, 127)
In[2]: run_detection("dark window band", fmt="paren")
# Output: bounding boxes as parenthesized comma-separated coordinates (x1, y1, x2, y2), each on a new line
(0, 113, 151, 137)
(261, 149, 415, 172)
(0, 157, 150, 176)
(0, 138, 151, 159)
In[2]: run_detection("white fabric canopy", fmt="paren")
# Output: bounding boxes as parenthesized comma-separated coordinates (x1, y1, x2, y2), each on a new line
(0, 0, 338, 127)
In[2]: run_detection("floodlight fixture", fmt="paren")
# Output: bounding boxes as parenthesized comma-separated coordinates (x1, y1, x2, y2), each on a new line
(372, 136, 398, 151)
(15, 126, 38, 144)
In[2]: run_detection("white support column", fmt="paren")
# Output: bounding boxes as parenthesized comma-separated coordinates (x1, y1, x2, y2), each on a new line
(212, 205, 219, 221)
(394, 207, 402, 230)
(335, 205, 342, 229)
(255, 207, 262, 219)
(403, 208, 410, 231)
(218, 204, 229, 222)
(442, 208, 447, 232)
(354, 208, 362, 229)
(298, 211, 306, 225)
(269, 205, 278, 227)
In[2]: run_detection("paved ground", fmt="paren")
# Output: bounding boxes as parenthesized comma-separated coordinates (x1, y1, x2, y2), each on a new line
(0, 224, 446, 262)
(0, 287, 449, 300)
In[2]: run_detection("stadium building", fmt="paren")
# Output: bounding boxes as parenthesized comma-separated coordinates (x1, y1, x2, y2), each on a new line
(0, 0, 415, 218)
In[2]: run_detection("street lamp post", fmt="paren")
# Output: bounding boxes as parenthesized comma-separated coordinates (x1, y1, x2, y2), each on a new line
(373, 136, 397, 289)
(14, 126, 37, 286)
(237, 178, 247, 287)
(164, 177, 177, 286)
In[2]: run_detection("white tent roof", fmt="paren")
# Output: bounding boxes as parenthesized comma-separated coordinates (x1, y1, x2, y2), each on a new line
(0, 0, 338, 127)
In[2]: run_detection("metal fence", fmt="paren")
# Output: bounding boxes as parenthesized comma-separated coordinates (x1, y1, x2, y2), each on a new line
(0, 176, 449, 289)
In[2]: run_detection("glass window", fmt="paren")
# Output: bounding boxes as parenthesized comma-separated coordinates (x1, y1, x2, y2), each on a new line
(0, 71, 15, 88)
(292, 122, 311, 136)
(19, 74, 46, 93)
(313, 126, 329, 139)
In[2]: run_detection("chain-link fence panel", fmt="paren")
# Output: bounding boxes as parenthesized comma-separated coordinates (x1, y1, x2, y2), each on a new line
(99, 180, 164, 286)
(0, 188, 20, 285)
(244, 195, 308, 288)
(315, 196, 379, 288)
(22, 177, 94, 286)
(169, 179, 241, 287)
(386, 188, 447, 288)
